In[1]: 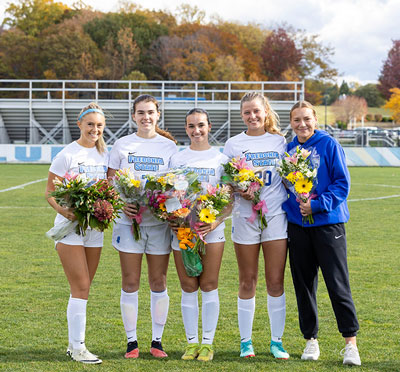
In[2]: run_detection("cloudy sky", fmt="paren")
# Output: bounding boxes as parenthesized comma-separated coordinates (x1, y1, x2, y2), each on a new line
(1, 0, 399, 84)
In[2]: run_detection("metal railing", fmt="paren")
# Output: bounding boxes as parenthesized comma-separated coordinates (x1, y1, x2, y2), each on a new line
(0, 79, 304, 145)
(0, 79, 304, 104)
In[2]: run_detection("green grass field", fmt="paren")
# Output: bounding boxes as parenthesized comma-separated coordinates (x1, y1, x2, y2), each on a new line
(0, 164, 399, 372)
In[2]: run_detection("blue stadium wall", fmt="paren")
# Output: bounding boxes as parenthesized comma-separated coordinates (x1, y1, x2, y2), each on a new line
(1, 145, 400, 166)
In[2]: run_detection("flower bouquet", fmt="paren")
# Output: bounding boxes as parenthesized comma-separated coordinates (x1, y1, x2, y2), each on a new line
(112, 168, 145, 241)
(46, 173, 123, 241)
(276, 146, 320, 224)
(222, 157, 268, 229)
(144, 169, 203, 276)
(190, 183, 231, 255)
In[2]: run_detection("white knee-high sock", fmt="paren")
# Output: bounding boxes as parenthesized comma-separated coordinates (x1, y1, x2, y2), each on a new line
(238, 296, 255, 343)
(201, 289, 219, 345)
(67, 294, 72, 347)
(67, 297, 87, 351)
(151, 289, 169, 342)
(267, 293, 286, 342)
(120, 289, 138, 343)
(181, 289, 199, 344)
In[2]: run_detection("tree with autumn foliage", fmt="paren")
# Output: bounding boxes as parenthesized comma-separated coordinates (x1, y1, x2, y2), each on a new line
(331, 96, 368, 127)
(384, 87, 400, 123)
(260, 28, 302, 81)
(2, 0, 73, 37)
(378, 40, 400, 99)
(0, 0, 339, 85)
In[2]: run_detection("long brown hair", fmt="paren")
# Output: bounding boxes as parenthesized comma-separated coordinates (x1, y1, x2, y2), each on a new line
(289, 100, 318, 122)
(240, 91, 283, 136)
(132, 94, 177, 143)
(77, 102, 107, 153)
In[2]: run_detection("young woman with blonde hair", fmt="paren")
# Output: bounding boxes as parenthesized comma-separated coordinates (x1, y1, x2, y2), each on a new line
(46, 102, 108, 364)
(223, 92, 290, 359)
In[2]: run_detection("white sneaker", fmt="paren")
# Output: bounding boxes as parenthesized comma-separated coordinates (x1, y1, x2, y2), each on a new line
(71, 348, 102, 364)
(66, 344, 72, 358)
(341, 342, 361, 366)
(301, 338, 320, 360)
(68, 344, 98, 359)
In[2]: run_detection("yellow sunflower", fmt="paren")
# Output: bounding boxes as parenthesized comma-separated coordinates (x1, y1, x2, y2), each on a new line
(199, 208, 216, 223)
(286, 172, 297, 183)
(294, 178, 313, 194)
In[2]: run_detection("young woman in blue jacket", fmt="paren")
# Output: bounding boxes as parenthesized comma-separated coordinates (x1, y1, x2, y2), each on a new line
(283, 101, 361, 366)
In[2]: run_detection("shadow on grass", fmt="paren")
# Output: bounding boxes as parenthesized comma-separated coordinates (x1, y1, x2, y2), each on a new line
(1, 347, 400, 371)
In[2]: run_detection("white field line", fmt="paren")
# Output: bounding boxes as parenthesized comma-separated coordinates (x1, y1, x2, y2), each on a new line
(348, 183, 400, 202)
(348, 195, 400, 202)
(352, 183, 400, 189)
(0, 178, 47, 193)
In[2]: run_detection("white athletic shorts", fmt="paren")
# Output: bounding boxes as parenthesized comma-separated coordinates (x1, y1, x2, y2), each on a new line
(112, 223, 171, 255)
(171, 222, 226, 251)
(56, 228, 104, 248)
(231, 213, 287, 245)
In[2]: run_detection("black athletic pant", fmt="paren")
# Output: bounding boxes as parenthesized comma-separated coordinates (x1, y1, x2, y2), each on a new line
(288, 222, 359, 339)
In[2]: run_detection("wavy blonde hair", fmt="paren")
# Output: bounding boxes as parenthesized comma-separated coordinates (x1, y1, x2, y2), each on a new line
(132, 94, 177, 143)
(240, 91, 283, 136)
(77, 102, 107, 153)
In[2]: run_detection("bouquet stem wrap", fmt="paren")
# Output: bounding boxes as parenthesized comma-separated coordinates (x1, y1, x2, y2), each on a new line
(247, 199, 268, 229)
(177, 227, 203, 277)
(112, 169, 145, 241)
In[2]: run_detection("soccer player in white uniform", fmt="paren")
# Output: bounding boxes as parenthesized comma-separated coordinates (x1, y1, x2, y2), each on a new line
(223, 92, 289, 359)
(45, 103, 109, 364)
(169, 108, 232, 362)
(107, 95, 177, 359)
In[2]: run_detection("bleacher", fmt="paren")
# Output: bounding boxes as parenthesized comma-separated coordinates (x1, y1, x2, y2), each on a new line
(0, 80, 303, 145)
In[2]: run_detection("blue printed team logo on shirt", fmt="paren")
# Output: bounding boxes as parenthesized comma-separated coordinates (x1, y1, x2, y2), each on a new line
(128, 154, 164, 172)
(185, 167, 215, 182)
(78, 164, 107, 179)
(245, 152, 279, 167)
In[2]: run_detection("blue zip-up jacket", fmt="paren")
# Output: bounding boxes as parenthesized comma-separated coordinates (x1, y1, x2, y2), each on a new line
(282, 130, 350, 227)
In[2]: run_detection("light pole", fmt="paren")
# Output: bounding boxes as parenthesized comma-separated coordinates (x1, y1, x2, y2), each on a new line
(324, 94, 329, 131)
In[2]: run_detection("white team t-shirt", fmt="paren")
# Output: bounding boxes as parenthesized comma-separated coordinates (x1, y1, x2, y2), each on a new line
(170, 146, 229, 241)
(223, 131, 287, 218)
(170, 147, 229, 190)
(49, 141, 109, 225)
(108, 133, 178, 226)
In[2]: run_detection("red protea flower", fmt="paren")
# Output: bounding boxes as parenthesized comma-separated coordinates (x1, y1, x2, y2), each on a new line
(93, 199, 114, 221)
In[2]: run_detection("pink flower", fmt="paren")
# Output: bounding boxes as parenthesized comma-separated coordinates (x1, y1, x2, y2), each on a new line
(206, 184, 218, 196)
(63, 172, 78, 181)
(300, 149, 311, 159)
(249, 181, 261, 193)
(232, 157, 250, 170)
(288, 154, 298, 165)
